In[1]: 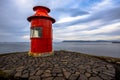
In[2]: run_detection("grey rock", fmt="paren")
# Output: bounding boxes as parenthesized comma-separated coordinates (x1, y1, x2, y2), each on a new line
(85, 72, 91, 78)
(99, 73, 114, 80)
(45, 70, 51, 73)
(21, 72, 29, 78)
(63, 71, 71, 79)
(29, 76, 41, 80)
(14, 71, 22, 77)
(69, 74, 79, 80)
(89, 76, 102, 80)
(54, 77, 65, 80)
(0, 51, 115, 80)
(78, 74, 88, 80)
(57, 74, 63, 77)
(30, 70, 37, 76)
(41, 73, 51, 78)
(16, 66, 24, 72)
(35, 70, 43, 76)
(42, 77, 53, 80)
(103, 71, 114, 77)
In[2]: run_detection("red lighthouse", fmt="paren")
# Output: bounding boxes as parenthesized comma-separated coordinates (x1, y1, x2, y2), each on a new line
(27, 6, 55, 57)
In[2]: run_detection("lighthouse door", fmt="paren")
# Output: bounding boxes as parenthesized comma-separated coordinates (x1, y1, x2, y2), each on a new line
(30, 27, 42, 38)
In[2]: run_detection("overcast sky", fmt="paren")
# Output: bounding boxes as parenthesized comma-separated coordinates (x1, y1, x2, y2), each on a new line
(0, 0, 120, 42)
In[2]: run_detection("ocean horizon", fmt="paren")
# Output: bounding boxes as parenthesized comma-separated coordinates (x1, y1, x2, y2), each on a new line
(0, 42, 120, 58)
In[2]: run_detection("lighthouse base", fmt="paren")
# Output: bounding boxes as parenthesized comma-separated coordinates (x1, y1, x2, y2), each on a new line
(28, 51, 54, 57)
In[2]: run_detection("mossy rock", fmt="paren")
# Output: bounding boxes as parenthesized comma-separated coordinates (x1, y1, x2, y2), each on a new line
(0, 70, 14, 79)
(0, 70, 9, 78)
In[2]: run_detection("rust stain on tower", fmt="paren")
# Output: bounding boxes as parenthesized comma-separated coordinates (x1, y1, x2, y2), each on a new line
(27, 6, 55, 57)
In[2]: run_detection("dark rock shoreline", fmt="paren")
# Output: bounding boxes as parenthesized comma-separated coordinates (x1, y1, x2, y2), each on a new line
(0, 50, 119, 80)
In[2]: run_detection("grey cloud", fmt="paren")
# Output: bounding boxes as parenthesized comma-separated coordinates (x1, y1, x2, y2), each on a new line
(54, 8, 89, 17)
(54, 5, 120, 29)
(95, 29, 120, 36)
(0, 0, 30, 42)
(0, 35, 23, 42)
(92, 6, 120, 21)
(0, 0, 120, 42)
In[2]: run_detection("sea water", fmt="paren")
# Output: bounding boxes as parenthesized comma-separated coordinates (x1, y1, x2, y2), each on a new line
(0, 42, 120, 58)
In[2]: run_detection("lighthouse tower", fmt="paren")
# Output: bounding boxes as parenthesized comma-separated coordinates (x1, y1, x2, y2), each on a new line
(27, 6, 55, 57)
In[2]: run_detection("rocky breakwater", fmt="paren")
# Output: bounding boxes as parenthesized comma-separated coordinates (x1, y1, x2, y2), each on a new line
(0, 51, 116, 80)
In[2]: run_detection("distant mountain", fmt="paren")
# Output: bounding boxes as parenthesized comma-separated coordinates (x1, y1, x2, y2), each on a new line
(112, 41, 120, 43)
(62, 40, 120, 43)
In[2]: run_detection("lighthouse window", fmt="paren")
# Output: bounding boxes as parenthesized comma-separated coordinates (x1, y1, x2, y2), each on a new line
(30, 27, 42, 38)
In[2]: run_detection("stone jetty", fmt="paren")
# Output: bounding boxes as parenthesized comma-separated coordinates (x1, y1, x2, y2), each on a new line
(0, 51, 117, 80)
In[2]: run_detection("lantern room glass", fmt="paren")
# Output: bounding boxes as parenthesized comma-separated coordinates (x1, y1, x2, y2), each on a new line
(30, 27, 42, 38)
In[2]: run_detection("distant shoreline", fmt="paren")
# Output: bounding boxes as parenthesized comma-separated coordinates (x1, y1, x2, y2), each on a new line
(62, 40, 120, 43)
(112, 42, 120, 43)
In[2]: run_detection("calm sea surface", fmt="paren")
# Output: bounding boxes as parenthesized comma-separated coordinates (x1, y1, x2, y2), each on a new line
(0, 42, 120, 58)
